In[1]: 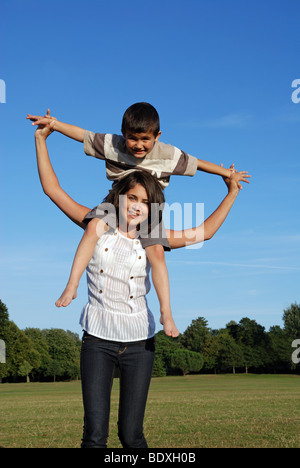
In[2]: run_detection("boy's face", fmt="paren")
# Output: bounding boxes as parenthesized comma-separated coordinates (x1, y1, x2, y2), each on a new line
(123, 131, 161, 158)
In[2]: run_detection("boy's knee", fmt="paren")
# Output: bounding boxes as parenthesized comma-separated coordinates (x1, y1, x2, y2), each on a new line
(85, 218, 108, 236)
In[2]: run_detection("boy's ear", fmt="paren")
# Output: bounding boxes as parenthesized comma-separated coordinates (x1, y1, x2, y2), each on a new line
(155, 131, 162, 141)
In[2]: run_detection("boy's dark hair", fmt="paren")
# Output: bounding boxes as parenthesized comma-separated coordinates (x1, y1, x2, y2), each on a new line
(121, 102, 160, 136)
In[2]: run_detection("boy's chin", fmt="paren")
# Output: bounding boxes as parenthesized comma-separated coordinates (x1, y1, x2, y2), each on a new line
(130, 152, 147, 158)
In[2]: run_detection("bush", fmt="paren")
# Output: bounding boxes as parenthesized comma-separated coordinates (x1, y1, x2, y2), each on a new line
(170, 349, 204, 376)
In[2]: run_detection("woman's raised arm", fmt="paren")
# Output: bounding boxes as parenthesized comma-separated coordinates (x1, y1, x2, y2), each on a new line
(166, 168, 250, 249)
(34, 126, 91, 228)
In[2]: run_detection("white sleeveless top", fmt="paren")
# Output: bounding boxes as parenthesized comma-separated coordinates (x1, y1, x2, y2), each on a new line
(79, 228, 156, 342)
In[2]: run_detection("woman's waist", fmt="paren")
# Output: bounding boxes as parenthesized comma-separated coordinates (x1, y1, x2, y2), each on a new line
(82, 300, 151, 316)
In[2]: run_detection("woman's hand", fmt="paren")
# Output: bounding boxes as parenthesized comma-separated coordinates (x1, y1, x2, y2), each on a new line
(34, 123, 53, 140)
(27, 109, 57, 140)
(221, 163, 251, 193)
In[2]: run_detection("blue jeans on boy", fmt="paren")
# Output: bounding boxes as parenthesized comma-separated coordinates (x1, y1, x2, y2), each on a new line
(80, 332, 155, 448)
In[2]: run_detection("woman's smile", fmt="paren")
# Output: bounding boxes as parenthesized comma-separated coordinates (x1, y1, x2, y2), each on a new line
(119, 184, 149, 234)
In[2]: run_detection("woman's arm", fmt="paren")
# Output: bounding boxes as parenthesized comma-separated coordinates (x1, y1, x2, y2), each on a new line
(34, 126, 91, 228)
(166, 168, 250, 249)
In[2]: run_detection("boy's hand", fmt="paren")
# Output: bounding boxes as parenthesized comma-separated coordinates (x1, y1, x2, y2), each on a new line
(27, 108, 57, 130)
(27, 109, 85, 142)
(221, 164, 251, 191)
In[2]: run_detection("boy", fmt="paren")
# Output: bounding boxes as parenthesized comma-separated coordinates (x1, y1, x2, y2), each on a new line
(27, 103, 239, 337)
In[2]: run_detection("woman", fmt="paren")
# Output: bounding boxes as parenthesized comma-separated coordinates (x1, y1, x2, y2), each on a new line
(34, 123, 249, 448)
(54, 168, 180, 339)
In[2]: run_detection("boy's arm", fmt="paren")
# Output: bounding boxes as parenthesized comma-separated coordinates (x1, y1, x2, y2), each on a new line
(27, 109, 85, 142)
(50, 119, 85, 142)
(197, 159, 233, 178)
(197, 159, 251, 190)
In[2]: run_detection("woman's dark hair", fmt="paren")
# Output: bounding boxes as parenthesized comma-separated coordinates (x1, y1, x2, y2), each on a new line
(103, 170, 165, 233)
(121, 102, 160, 137)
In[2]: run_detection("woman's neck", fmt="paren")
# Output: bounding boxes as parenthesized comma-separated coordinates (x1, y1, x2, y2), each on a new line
(118, 223, 138, 239)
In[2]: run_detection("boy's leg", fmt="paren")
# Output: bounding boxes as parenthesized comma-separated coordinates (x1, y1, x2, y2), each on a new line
(55, 218, 107, 307)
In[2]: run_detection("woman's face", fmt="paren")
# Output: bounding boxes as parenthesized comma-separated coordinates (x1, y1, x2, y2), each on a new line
(119, 183, 149, 229)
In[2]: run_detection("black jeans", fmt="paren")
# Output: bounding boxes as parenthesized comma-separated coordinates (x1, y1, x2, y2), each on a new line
(80, 332, 155, 448)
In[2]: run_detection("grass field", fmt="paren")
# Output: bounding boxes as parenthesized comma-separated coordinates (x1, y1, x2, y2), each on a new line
(0, 374, 299, 448)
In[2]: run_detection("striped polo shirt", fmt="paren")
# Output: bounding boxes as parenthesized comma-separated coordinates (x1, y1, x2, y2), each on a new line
(79, 228, 155, 342)
(84, 131, 198, 189)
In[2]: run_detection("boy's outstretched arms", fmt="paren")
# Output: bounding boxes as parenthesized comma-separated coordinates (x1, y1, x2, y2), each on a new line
(27, 109, 85, 142)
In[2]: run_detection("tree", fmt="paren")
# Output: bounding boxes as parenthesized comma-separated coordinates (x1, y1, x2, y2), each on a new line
(227, 317, 266, 348)
(267, 326, 293, 372)
(0, 300, 10, 382)
(201, 335, 222, 373)
(152, 354, 166, 377)
(46, 360, 64, 382)
(283, 302, 300, 339)
(170, 349, 204, 376)
(18, 361, 33, 383)
(217, 332, 243, 374)
(42, 329, 80, 381)
(0, 308, 41, 383)
(153, 331, 182, 376)
(240, 345, 262, 374)
(180, 317, 211, 353)
(0, 299, 9, 326)
(226, 317, 269, 371)
(24, 328, 51, 381)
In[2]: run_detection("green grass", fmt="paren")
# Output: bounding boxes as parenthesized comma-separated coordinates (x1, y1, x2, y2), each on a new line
(0, 374, 299, 448)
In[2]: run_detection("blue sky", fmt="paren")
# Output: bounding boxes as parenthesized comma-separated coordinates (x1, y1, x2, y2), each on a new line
(1, 0, 300, 336)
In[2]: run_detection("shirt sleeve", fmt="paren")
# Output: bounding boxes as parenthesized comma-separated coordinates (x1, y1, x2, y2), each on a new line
(172, 150, 198, 177)
(84, 130, 106, 160)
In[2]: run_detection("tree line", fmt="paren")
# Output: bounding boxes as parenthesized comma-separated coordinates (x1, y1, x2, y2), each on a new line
(0, 299, 299, 382)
